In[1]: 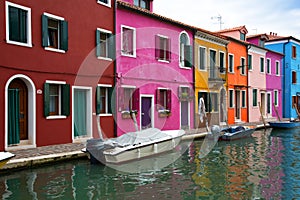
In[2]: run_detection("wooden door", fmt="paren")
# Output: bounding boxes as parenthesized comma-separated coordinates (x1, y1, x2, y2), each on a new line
(9, 79, 28, 140)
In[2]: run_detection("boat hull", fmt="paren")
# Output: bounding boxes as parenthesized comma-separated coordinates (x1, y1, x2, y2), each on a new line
(104, 136, 182, 164)
(269, 121, 300, 129)
(220, 127, 255, 141)
(0, 152, 15, 169)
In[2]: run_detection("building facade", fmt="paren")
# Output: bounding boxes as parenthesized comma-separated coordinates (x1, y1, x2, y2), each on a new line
(1, 0, 115, 151)
(116, 0, 195, 136)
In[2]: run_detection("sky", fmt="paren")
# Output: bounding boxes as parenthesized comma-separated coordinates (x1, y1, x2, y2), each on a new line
(154, 0, 300, 37)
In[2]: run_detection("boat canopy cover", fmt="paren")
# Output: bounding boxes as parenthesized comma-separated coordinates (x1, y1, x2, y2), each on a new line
(112, 128, 171, 147)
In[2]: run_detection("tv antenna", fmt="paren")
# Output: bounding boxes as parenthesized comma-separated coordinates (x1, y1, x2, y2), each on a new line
(211, 14, 224, 30)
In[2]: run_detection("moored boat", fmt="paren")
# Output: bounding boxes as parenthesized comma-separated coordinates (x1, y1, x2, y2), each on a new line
(268, 120, 300, 129)
(219, 126, 255, 141)
(85, 128, 185, 164)
(0, 152, 15, 169)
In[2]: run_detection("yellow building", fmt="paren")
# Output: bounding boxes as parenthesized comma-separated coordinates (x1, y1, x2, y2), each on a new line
(194, 29, 229, 127)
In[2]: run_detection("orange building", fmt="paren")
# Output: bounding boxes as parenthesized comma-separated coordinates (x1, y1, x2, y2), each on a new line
(217, 26, 249, 124)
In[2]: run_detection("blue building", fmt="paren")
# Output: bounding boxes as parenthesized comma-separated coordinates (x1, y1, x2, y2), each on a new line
(266, 34, 300, 118)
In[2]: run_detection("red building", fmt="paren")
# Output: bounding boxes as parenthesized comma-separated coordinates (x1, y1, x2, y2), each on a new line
(0, 0, 115, 151)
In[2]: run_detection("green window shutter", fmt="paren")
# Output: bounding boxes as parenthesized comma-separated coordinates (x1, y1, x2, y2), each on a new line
(61, 84, 70, 116)
(60, 20, 68, 51)
(108, 34, 115, 60)
(44, 83, 50, 117)
(96, 30, 101, 57)
(95, 86, 101, 115)
(184, 45, 193, 67)
(41, 15, 48, 47)
(108, 87, 113, 114)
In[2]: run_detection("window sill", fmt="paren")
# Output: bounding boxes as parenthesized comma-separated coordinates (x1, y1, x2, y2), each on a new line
(7, 40, 32, 48)
(158, 59, 170, 63)
(121, 52, 136, 58)
(46, 115, 67, 120)
(44, 47, 66, 54)
(98, 113, 113, 117)
(97, 56, 113, 61)
(158, 110, 171, 117)
(179, 66, 192, 70)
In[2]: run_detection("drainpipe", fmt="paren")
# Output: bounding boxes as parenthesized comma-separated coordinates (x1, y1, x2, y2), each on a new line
(282, 39, 289, 118)
(246, 44, 251, 123)
(113, 0, 117, 137)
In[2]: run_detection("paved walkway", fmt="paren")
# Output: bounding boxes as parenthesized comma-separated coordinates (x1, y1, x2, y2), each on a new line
(1, 121, 271, 172)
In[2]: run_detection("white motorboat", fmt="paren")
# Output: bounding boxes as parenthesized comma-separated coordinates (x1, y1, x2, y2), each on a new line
(85, 128, 185, 164)
(0, 152, 15, 169)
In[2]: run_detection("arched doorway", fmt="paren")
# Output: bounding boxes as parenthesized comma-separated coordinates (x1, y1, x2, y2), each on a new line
(5, 75, 36, 149)
(8, 78, 28, 144)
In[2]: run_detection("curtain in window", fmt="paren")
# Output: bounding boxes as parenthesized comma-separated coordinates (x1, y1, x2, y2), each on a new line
(74, 90, 87, 137)
(9, 6, 27, 43)
(8, 89, 20, 145)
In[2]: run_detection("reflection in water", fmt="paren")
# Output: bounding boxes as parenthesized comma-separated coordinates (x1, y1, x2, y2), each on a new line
(0, 129, 300, 199)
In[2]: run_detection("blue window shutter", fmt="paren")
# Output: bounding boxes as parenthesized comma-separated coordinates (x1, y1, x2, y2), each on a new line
(41, 15, 48, 47)
(108, 34, 115, 60)
(61, 84, 70, 116)
(60, 20, 68, 51)
(96, 30, 101, 57)
(95, 86, 101, 115)
(44, 83, 50, 117)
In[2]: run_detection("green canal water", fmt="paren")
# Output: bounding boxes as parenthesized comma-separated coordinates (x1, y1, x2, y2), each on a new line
(1, 128, 300, 199)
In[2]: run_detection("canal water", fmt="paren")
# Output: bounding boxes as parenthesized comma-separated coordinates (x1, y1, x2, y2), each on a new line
(1, 128, 300, 199)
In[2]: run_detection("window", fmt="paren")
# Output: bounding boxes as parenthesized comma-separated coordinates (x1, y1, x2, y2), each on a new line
(6, 2, 32, 47)
(274, 90, 278, 107)
(260, 57, 265, 73)
(267, 93, 271, 114)
(252, 89, 258, 107)
(42, 13, 68, 52)
(209, 50, 217, 78)
(208, 93, 218, 112)
(292, 71, 297, 84)
(229, 90, 234, 108)
(248, 54, 253, 70)
(240, 57, 246, 75)
(118, 87, 139, 112)
(155, 35, 171, 62)
(266, 59, 271, 74)
(292, 46, 297, 59)
(292, 96, 297, 108)
(178, 86, 193, 101)
(96, 85, 113, 115)
(157, 88, 172, 111)
(228, 54, 234, 73)
(276, 61, 280, 76)
(96, 28, 115, 60)
(134, 0, 150, 10)
(240, 32, 246, 41)
(44, 81, 70, 118)
(259, 39, 265, 48)
(199, 46, 206, 70)
(121, 25, 136, 57)
(219, 52, 225, 73)
(179, 32, 192, 68)
(242, 90, 246, 108)
(97, 0, 111, 7)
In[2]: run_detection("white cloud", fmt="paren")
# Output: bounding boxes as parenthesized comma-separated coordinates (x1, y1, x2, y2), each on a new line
(154, 0, 300, 37)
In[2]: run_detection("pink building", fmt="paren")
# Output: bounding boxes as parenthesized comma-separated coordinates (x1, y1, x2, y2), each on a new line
(247, 34, 283, 121)
(115, 0, 195, 136)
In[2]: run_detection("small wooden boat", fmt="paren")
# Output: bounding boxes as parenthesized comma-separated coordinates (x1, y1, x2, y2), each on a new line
(85, 128, 185, 164)
(219, 126, 255, 141)
(0, 152, 15, 169)
(268, 121, 300, 129)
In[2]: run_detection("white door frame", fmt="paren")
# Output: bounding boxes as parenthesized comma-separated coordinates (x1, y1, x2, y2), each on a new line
(72, 86, 93, 141)
(139, 94, 154, 130)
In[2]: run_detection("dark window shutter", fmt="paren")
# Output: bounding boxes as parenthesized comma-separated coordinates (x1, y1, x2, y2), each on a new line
(61, 84, 70, 116)
(184, 45, 193, 67)
(108, 34, 115, 60)
(156, 88, 161, 110)
(166, 38, 171, 61)
(96, 30, 101, 57)
(41, 15, 48, 47)
(132, 88, 140, 111)
(60, 20, 68, 51)
(95, 86, 101, 115)
(167, 89, 172, 110)
(108, 87, 113, 114)
(44, 83, 50, 117)
(155, 35, 160, 60)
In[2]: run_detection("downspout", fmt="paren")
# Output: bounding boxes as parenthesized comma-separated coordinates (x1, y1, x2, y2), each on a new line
(246, 44, 251, 123)
(192, 30, 196, 129)
(113, 0, 117, 137)
(282, 40, 289, 118)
